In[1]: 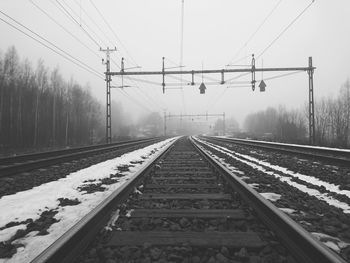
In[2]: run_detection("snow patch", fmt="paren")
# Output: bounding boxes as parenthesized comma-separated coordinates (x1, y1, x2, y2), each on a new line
(261, 192, 281, 202)
(279, 208, 297, 214)
(0, 137, 177, 263)
(194, 137, 350, 214)
(312, 232, 350, 252)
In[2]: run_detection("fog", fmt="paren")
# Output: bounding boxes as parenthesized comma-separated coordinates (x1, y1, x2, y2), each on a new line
(0, 0, 349, 127)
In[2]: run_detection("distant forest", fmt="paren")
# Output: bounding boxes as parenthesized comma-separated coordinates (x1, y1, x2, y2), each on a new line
(243, 80, 350, 148)
(0, 46, 171, 151)
(0, 46, 105, 148)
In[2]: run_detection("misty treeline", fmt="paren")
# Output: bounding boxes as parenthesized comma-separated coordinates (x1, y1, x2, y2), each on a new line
(243, 79, 350, 148)
(0, 46, 169, 150)
(0, 46, 104, 148)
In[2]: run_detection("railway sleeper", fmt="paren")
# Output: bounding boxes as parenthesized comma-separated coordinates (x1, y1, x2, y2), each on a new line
(35, 137, 345, 263)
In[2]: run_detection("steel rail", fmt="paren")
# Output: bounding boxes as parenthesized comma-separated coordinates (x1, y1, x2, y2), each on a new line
(0, 138, 162, 177)
(29, 136, 346, 263)
(191, 137, 346, 263)
(0, 138, 161, 165)
(30, 138, 177, 263)
(203, 136, 350, 165)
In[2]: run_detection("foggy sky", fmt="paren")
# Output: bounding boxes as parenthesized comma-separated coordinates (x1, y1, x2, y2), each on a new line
(0, 0, 349, 125)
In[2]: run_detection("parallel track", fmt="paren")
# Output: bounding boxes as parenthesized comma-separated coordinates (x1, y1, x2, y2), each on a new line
(31, 136, 345, 263)
(0, 137, 161, 177)
(203, 136, 350, 165)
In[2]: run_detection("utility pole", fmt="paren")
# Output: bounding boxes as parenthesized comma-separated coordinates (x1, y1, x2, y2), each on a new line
(308, 57, 315, 145)
(100, 47, 116, 143)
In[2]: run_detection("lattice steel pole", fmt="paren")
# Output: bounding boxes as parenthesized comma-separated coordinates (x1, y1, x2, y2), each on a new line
(100, 47, 116, 143)
(308, 57, 315, 145)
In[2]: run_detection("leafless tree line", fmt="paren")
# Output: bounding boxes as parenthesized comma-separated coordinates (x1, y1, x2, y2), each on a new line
(244, 106, 307, 143)
(314, 80, 350, 147)
(0, 46, 103, 148)
(243, 80, 350, 148)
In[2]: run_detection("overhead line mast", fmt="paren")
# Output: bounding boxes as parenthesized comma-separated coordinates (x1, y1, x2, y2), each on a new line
(100, 47, 117, 144)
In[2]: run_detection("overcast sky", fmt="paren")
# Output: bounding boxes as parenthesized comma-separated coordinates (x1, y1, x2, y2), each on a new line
(0, 0, 349, 125)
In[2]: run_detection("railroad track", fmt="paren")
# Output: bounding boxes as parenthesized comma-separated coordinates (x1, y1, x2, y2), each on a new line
(202, 136, 350, 165)
(0, 137, 161, 177)
(31, 136, 345, 263)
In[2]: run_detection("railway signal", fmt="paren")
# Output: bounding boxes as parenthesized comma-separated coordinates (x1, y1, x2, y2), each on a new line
(259, 80, 266, 92)
(199, 83, 206, 94)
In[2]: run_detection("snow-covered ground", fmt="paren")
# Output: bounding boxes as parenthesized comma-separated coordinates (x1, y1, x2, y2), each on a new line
(195, 137, 350, 213)
(0, 137, 177, 263)
(213, 136, 350, 153)
(194, 137, 350, 252)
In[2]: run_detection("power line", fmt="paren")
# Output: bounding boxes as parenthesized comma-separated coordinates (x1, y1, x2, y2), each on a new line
(72, 0, 115, 47)
(111, 59, 167, 110)
(120, 76, 166, 110)
(128, 86, 166, 111)
(259, 71, 303, 81)
(121, 76, 161, 86)
(61, 0, 108, 47)
(49, 0, 161, 112)
(89, 0, 139, 67)
(257, 0, 315, 59)
(29, 0, 100, 59)
(53, 1, 162, 113)
(0, 16, 103, 80)
(206, 88, 228, 110)
(112, 57, 167, 110)
(0, 9, 103, 79)
(119, 89, 153, 112)
(53, 0, 101, 48)
(228, 0, 283, 65)
(85, 2, 167, 111)
(179, 0, 186, 113)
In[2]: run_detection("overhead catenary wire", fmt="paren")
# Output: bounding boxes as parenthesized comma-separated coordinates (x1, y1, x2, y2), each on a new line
(0, 9, 103, 79)
(119, 89, 153, 112)
(179, 0, 186, 113)
(83, 4, 162, 112)
(29, 0, 100, 59)
(110, 59, 167, 111)
(89, 0, 139, 67)
(122, 76, 167, 111)
(228, 0, 283, 65)
(204, 87, 228, 112)
(76, 1, 167, 112)
(0, 15, 103, 80)
(9, 1, 167, 116)
(72, 0, 116, 48)
(257, 0, 315, 59)
(258, 71, 303, 81)
(57, 1, 127, 72)
(61, 0, 108, 47)
(120, 76, 162, 86)
(53, 0, 101, 48)
(228, 55, 252, 67)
